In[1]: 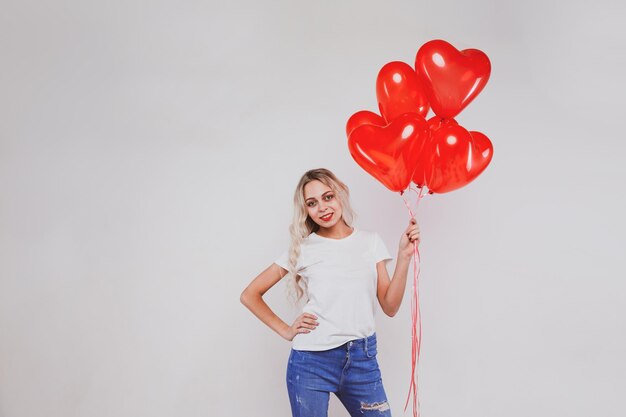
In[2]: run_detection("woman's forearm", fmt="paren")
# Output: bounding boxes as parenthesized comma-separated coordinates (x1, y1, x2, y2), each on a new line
(240, 291, 290, 339)
(384, 254, 411, 316)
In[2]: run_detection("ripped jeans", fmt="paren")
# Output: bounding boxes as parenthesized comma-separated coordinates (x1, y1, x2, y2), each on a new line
(286, 332, 392, 417)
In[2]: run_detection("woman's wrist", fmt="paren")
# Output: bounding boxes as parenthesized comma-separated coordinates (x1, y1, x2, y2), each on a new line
(397, 249, 412, 262)
(278, 322, 290, 340)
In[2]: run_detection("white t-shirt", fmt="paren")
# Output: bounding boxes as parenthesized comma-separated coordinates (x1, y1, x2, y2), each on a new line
(274, 227, 393, 351)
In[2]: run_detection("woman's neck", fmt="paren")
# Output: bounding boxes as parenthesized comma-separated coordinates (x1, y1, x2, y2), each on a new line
(315, 223, 354, 239)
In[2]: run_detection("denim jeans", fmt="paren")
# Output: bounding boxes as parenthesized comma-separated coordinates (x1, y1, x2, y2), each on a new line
(286, 332, 392, 417)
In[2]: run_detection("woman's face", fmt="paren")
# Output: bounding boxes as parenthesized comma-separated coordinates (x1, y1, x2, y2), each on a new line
(303, 180, 343, 229)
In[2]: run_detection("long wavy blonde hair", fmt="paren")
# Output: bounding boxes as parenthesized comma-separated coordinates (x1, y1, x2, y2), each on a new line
(283, 168, 357, 307)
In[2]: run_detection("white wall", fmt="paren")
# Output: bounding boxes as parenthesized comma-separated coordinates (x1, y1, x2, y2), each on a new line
(1, 1, 624, 416)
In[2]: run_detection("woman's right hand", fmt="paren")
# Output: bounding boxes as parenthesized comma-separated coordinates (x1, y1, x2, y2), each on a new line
(282, 313, 319, 341)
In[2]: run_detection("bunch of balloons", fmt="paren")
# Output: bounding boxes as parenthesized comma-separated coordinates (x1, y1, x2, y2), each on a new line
(347, 39, 493, 194)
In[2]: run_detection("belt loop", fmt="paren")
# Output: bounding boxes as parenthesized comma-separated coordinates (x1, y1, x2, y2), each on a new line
(364, 335, 369, 354)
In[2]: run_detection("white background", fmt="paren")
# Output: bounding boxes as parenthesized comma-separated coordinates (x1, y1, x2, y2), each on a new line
(1, 1, 624, 416)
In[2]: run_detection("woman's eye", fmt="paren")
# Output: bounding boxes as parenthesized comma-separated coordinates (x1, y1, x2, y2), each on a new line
(306, 196, 332, 207)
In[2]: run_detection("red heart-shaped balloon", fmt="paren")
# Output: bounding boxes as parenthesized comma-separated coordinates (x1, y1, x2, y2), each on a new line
(467, 130, 493, 181)
(415, 39, 491, 119)
(348, 113, 430, 192)
(427, 115, 458, 131)
(425, 124, 493, 193)
(376, 61, 430, 122)
(346, 110, 386, 137)
(412, 116, 458, 187)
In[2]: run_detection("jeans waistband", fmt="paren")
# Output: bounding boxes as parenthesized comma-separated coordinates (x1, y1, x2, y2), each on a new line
(344, 332, 376, 349)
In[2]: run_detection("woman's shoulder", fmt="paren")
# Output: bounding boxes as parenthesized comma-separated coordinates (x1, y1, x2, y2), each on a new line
(353, 228, 382, 244)
(356, 229, 389, 248)
(354, 228, 378, 237)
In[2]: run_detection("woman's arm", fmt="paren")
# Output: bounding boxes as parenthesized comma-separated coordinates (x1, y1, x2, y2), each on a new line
(376, 218, 421, 317)
(240, 263, 292, 339)
(240, 263, 319, 340)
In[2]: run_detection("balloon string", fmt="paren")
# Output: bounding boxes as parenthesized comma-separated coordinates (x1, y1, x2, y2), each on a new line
(400, 186, 426, 417)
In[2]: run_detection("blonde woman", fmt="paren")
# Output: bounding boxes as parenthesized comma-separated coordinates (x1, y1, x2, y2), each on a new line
(240, 168, 420, 417)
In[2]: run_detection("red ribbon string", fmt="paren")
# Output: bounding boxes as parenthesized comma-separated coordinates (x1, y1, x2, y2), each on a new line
(401, 186, 426, 417)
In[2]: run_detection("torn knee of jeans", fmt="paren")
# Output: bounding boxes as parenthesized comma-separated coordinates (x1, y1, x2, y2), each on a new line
(360, 401, 390, 412)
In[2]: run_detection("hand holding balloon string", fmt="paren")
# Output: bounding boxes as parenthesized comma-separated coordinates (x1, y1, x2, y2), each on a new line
(400, 217, 421, 260)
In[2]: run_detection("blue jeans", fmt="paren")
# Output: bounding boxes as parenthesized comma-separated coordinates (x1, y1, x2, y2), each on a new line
(286, 332, 392, 417)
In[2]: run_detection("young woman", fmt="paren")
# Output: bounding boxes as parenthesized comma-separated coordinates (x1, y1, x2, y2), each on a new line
(240, 168, 420, 417)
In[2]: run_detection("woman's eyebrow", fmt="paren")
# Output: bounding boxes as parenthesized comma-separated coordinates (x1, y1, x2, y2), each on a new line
(305, 191, 333, 202)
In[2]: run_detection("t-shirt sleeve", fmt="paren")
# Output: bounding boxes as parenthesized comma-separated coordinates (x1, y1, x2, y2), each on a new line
(274, 249, 290, 270)
(373, 232, 393, 263)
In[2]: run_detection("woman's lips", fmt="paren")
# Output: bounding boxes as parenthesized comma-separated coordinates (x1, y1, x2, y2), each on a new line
(320, 213, 333, 221)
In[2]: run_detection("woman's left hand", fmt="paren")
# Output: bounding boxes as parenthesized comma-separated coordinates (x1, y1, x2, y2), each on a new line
(399, 217, 420, 260)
